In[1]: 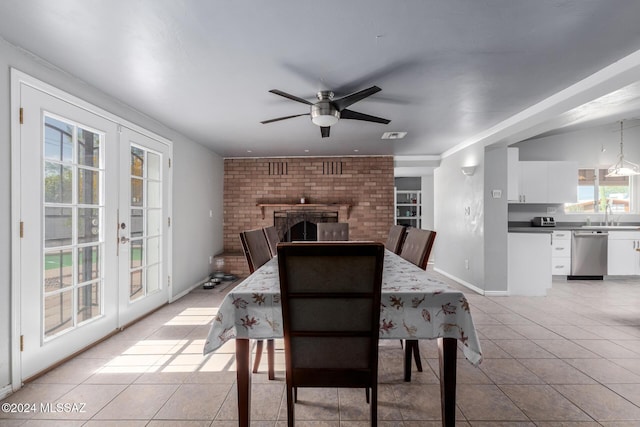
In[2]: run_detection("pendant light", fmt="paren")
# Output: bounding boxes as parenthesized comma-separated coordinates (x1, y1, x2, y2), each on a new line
(606, 121, 640, 177)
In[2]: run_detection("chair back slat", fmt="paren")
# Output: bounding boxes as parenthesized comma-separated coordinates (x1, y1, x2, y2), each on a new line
(239, 229, 272, 273)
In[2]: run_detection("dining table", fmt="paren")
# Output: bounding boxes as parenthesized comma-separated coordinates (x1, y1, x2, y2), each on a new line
(203, 248, 483, 427)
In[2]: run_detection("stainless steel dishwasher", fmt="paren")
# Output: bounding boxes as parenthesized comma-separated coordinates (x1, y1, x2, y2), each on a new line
(570, 230, 608, 279)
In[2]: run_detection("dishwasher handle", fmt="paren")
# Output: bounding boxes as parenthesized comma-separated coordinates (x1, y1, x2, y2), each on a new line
(573, 231, 609, 237)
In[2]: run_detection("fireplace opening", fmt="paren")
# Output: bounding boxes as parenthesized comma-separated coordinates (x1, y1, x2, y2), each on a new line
(286, 221, 317, 242)
(274, 210, 338, 242)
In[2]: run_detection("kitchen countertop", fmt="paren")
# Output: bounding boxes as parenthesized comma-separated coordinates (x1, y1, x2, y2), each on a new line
(508, 222, 640, 233)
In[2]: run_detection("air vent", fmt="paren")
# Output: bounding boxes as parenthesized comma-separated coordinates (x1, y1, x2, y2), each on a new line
(381, 131, 407, 140)
(268, 161, 288, 175)
(323, 161, 343, 175)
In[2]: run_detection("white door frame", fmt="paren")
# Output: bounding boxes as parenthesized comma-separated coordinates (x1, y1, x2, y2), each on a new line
(10, 69, 173, 390)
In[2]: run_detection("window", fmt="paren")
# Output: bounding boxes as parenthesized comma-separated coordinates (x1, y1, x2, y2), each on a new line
(565, 168, 634, 213)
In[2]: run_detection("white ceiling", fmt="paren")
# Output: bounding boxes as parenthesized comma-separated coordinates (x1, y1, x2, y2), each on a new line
(2, 0, 640, 158)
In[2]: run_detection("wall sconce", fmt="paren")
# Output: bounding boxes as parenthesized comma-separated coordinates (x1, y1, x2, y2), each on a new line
(461, 166, 476, 176)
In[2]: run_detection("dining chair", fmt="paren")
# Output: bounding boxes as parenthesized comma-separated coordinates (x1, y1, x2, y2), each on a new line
(398, 227, 437, 381)
(385, 224, 407, 254)
(239, 228, 275, 379)
(263, 226, 280, 258)
(317, 222, 349, 241)
(277, 242, 385, 426)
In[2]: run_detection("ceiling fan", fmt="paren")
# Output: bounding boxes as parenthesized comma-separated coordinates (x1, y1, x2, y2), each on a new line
(260, 86, 390, 138)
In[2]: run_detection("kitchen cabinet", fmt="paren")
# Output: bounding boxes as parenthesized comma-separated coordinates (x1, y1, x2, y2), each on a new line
(607, 231, 640, 275)
(395, 189, 421, 228)
(551, 230, 571, 275)
(507, 147, 578, 204)
(508, 232, 552, 296)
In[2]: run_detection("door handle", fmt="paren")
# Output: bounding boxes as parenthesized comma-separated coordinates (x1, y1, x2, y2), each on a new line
(120, 236, 130, 244)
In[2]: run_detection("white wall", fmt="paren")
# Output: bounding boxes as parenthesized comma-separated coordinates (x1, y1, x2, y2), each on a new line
(420, 175, 434, 230)
(0, 38, 224, 390)
(434, 143, 485, 289)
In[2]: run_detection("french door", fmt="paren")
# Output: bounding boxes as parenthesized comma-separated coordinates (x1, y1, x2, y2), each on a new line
(17, 82, 171, 380)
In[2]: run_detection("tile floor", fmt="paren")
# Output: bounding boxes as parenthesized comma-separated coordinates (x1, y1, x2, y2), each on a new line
(1, 275, 639, 426)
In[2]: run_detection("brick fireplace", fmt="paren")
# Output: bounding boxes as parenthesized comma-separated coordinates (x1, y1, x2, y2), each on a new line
(216, 156, 394, 276)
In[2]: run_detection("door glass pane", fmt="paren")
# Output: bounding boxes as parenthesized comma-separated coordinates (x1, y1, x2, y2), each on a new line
(78, 168, 99, 205)
(147, 209, 161, 236)
(130, 239, 143, 268)
(44, 117, 73, 162)
(131, 178, 143, 207)
(77, 283, 101, 323)
(44, 290, 73, 338)
(44, 249, 72, 291)
(147, 264, 160, 294)
(42, 114, 105, 342)
(44, 162, 72, 204)
(130, 270, 143, 300)
(77, 245, 100, 284)
(77, 128, 100, 167)
(44, 207, 72, 248)
(147, 152, 160, 180)
(131, 209, 144, 238)
(78, 208, 100, 244)
(147, 237, 160, 265)
(147, 181, 161, 208)
(131, 147, 144, 177)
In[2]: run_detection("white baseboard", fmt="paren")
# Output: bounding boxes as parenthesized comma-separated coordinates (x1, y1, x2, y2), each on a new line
(0, 384, 13, 400)
(484, 290, 510, 297)
(170, 277, 209, 302)
(434, 268, 485, 295)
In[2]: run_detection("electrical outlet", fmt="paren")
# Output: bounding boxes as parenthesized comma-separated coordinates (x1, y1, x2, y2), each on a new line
(209, 255, 213, 265)
(465, 259, 469, 270)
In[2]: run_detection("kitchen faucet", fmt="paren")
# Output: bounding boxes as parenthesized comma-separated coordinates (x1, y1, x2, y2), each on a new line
(604, 202, 612, 226)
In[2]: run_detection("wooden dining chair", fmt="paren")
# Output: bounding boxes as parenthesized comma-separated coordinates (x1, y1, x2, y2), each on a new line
(398, 228, 437, 381)
(317, 222, 349, 241)
(263, 226, 280, 258)
(239, 229, 275, 379)
(277, 242, 385, 426)
(385, 224, 407, 254)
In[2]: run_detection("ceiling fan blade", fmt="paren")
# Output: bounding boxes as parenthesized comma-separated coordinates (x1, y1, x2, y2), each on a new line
(340, 109, 390, 124)
(334, 86, 382, 111)
(269, 89, 313, 105)
(320, 126, 330, 138)
(260, 113, 309, 124)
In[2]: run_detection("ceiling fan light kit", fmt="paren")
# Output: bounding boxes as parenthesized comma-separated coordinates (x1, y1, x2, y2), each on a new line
(261, 86, 390, 138)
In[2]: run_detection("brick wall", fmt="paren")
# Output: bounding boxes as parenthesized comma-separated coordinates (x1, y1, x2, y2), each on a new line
(220, 156, 394, 276)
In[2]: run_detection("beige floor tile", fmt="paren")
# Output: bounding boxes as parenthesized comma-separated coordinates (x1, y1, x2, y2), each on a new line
(154, 383, 232, 420)
(544, 325, 604, 340)
(610, 358, 640, 376)
(32, 384, 127, 421)
(533, 422, 600, 426)
(564, 358, 640, 383)
(278, 387, 339, 422)
(571, 339, 640, 359)
(499, 384, 591, 421)
(93, 384, 178, 420)
(83, 421, 147, 426)
(473, 340, 512, 359)
(475, 325, 526, 340)
(611, 339, 640, 355)
(553, 384, 640, 421)
(425, 358, 492, 384)
(468, 422, 535, 426)
(0, 383, 76, 419)
(147, 421, 212, 427)
(517, 358, 596, 385)
(389, 383, 455, 420)
(533, 340, 600, 358)
(30, 358, 107, 385)
(507, 324, 564, 340)
(606, 383, 640, 407)
(457, 384, 528, 421)
(478, 358, 544, 385)
(492, 340, 556, 359)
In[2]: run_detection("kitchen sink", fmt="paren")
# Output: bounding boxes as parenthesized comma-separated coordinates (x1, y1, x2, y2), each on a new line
(581, 225, 640, 230)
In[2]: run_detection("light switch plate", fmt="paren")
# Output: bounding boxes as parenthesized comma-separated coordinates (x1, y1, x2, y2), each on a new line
(492, 189, 502, 198)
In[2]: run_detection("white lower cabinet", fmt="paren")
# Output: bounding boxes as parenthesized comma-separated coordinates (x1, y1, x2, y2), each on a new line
(608, 231, 640, 275)
(508, 232, 552, 296)
(551, 230, 571, 275)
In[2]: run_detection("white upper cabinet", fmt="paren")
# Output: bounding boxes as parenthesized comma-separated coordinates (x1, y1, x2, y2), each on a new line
(507, 147, 578, 204)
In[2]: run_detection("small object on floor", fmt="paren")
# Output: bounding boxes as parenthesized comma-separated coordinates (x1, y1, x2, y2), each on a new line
(203, 277, 222, 289)
(223, 274, 236, 281)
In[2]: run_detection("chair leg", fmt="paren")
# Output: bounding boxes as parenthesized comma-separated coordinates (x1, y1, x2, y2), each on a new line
(404, 340, 423, 381)
(286, 385, 294, 427)
(371, 385, 378, 426)
(366, 387, 370, 404)
(266, 339, 275, 379)
(252, 340, 264, 373)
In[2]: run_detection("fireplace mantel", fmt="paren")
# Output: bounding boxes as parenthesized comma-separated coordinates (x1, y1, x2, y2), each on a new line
(256, 203, 352, 219)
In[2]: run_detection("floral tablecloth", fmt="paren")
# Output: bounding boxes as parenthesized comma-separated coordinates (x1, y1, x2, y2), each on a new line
(203, 250, 482, 366)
